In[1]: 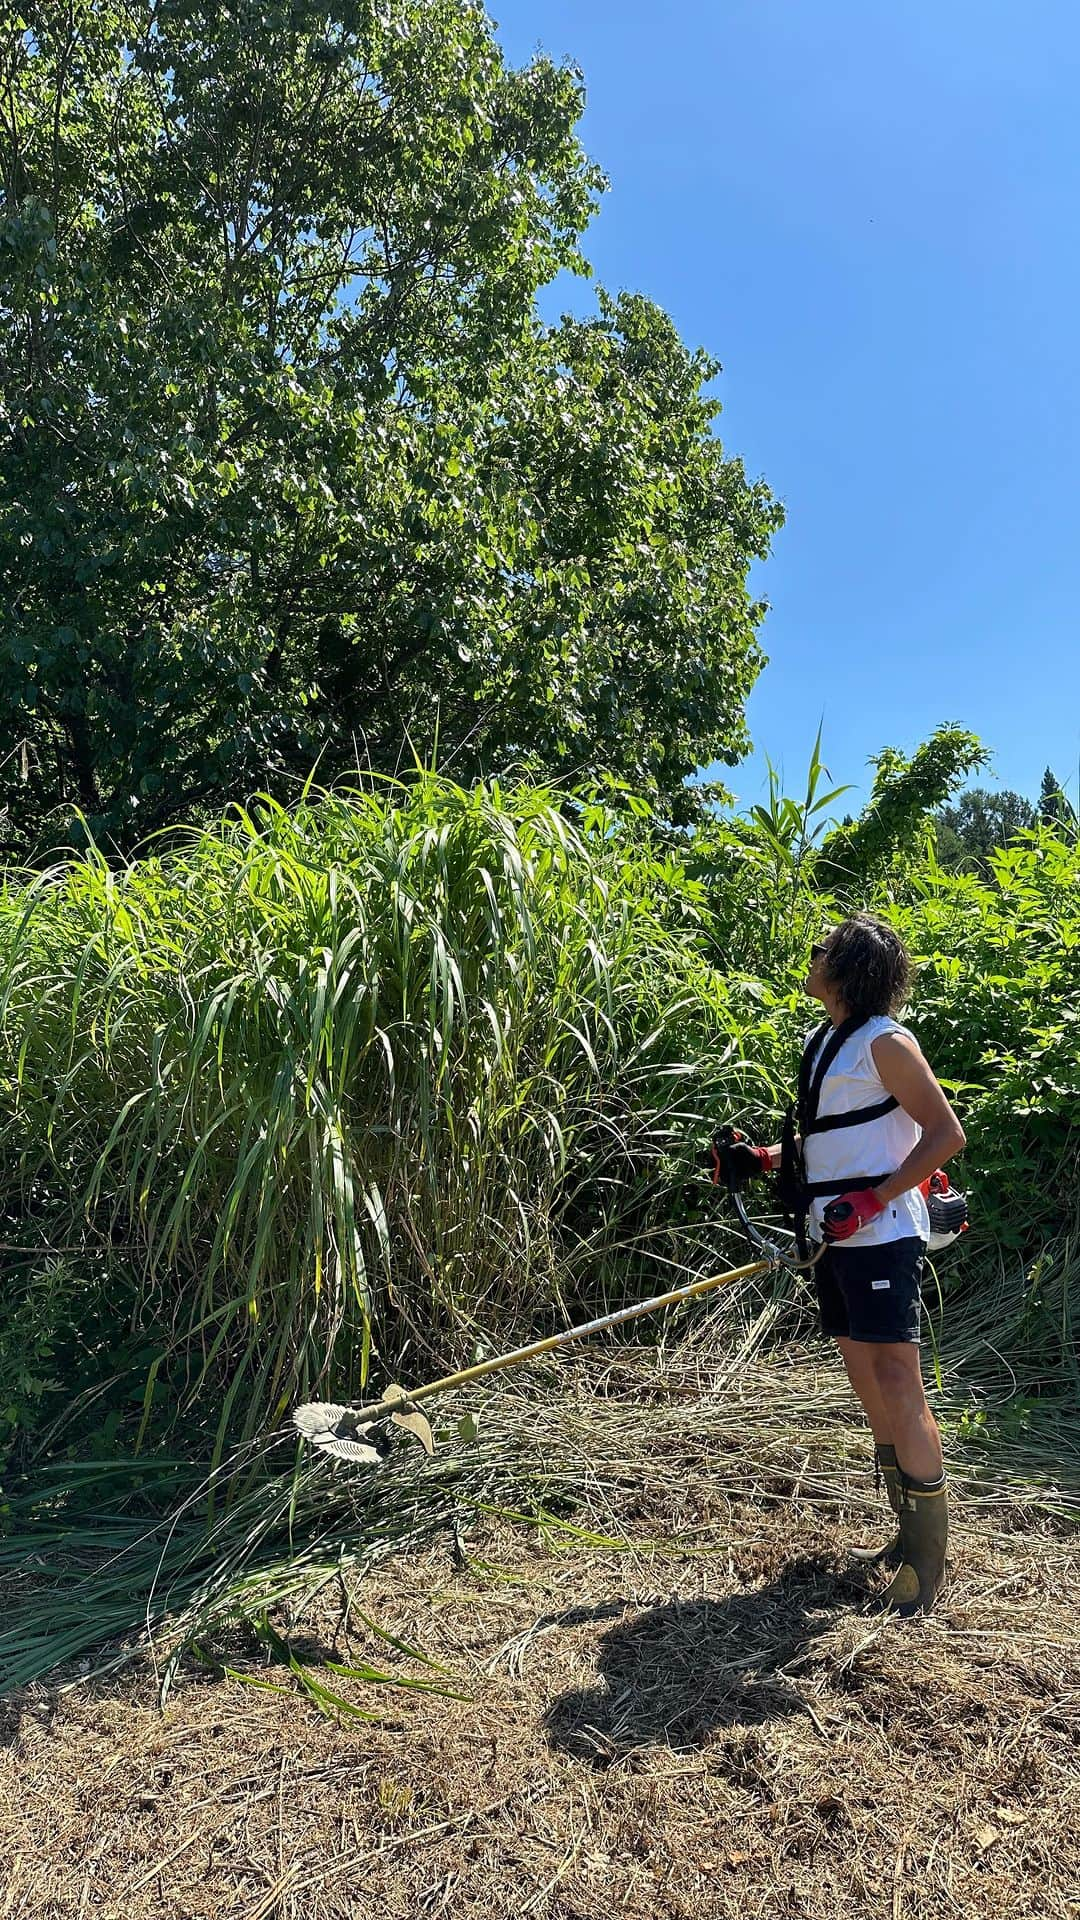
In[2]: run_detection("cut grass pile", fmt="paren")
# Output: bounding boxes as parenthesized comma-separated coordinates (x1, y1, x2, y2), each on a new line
(1, 1336, 1076, 1920)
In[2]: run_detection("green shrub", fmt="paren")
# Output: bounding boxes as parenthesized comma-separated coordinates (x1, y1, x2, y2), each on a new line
(898, 826, 1080, 1245)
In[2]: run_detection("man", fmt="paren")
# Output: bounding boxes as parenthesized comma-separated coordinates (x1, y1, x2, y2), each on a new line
(719, 913, 965, 1615)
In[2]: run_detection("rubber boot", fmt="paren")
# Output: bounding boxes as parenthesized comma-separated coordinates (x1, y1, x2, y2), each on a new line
(851, 1442, 903, 1565)
(875, 1469, 949, 1616)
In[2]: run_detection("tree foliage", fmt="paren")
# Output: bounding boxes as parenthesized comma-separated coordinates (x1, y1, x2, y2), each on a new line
(817, 726, 987, 892)
(1038, 767, 1077, 835)
(0, 1, 780, 854)
(933, 787, 1036, 874)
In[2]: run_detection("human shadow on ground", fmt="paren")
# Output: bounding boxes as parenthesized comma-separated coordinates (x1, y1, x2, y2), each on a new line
(544, 1552, 861, 1761)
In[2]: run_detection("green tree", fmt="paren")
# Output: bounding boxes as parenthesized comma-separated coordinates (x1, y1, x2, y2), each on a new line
(1038, 768, 1077, 834)
(0, 2, 780, 854)
(933, 787, 1037, 873)
(817, 725, 987, 893)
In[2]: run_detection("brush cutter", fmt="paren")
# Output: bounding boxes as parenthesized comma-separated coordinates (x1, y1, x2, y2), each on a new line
(293, 1186, 821, 1465)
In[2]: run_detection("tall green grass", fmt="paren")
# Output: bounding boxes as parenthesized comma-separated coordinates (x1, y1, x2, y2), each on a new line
(0, 775, 780, 1455)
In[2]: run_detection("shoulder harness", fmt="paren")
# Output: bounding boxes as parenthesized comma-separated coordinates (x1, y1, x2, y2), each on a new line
(776, 1014, 899, 1254)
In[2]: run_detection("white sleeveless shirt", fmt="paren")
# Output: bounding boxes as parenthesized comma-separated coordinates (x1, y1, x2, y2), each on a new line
(803, 1014, 930, 1248)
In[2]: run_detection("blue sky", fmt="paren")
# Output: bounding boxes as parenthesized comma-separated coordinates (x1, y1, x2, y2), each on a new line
(491, 0, 1080, 814)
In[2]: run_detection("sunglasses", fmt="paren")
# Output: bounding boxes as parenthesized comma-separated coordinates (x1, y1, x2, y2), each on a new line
(810, 942, 829, 960)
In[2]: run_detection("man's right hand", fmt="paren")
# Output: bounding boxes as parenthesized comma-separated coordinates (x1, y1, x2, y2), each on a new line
(710, 1128, 773, 1188)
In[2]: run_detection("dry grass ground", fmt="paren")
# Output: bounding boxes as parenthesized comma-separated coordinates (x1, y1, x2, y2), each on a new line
(0, 1342, 1077, 1920)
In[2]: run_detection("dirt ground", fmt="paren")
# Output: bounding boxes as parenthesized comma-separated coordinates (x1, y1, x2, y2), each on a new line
(1, 1350, 1077, 1920)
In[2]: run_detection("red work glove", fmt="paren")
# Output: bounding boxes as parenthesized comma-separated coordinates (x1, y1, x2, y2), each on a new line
(822, 1189, 885, 1241)
(711, 1129, 772, 1188)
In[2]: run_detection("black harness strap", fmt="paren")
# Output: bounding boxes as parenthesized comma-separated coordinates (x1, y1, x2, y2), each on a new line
(802, 1172, 892, 1198)
(775, 1102, 805, 1253)
(800, 1014, 898, 1134)
(807, 1097, 899, 1134)
(796, 1016, 832, 1136)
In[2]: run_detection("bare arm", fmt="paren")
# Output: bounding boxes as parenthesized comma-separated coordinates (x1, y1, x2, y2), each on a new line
(869, 1031, 966, 1206)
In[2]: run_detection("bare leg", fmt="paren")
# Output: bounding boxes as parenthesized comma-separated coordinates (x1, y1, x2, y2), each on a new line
(836, 1336, 903, 1559)
(866, 1343, 943, 1483)
(836, 1337, 894, 1445)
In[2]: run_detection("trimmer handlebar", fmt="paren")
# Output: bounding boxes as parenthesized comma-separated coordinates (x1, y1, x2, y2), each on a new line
(714, 1128, 824, 1270)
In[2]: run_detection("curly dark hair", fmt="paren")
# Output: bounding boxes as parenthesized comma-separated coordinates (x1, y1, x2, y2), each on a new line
(821, 913, 913, 1021)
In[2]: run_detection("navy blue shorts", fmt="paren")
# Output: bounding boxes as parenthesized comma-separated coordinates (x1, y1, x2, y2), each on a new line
(814, 1237, 926, 1345)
